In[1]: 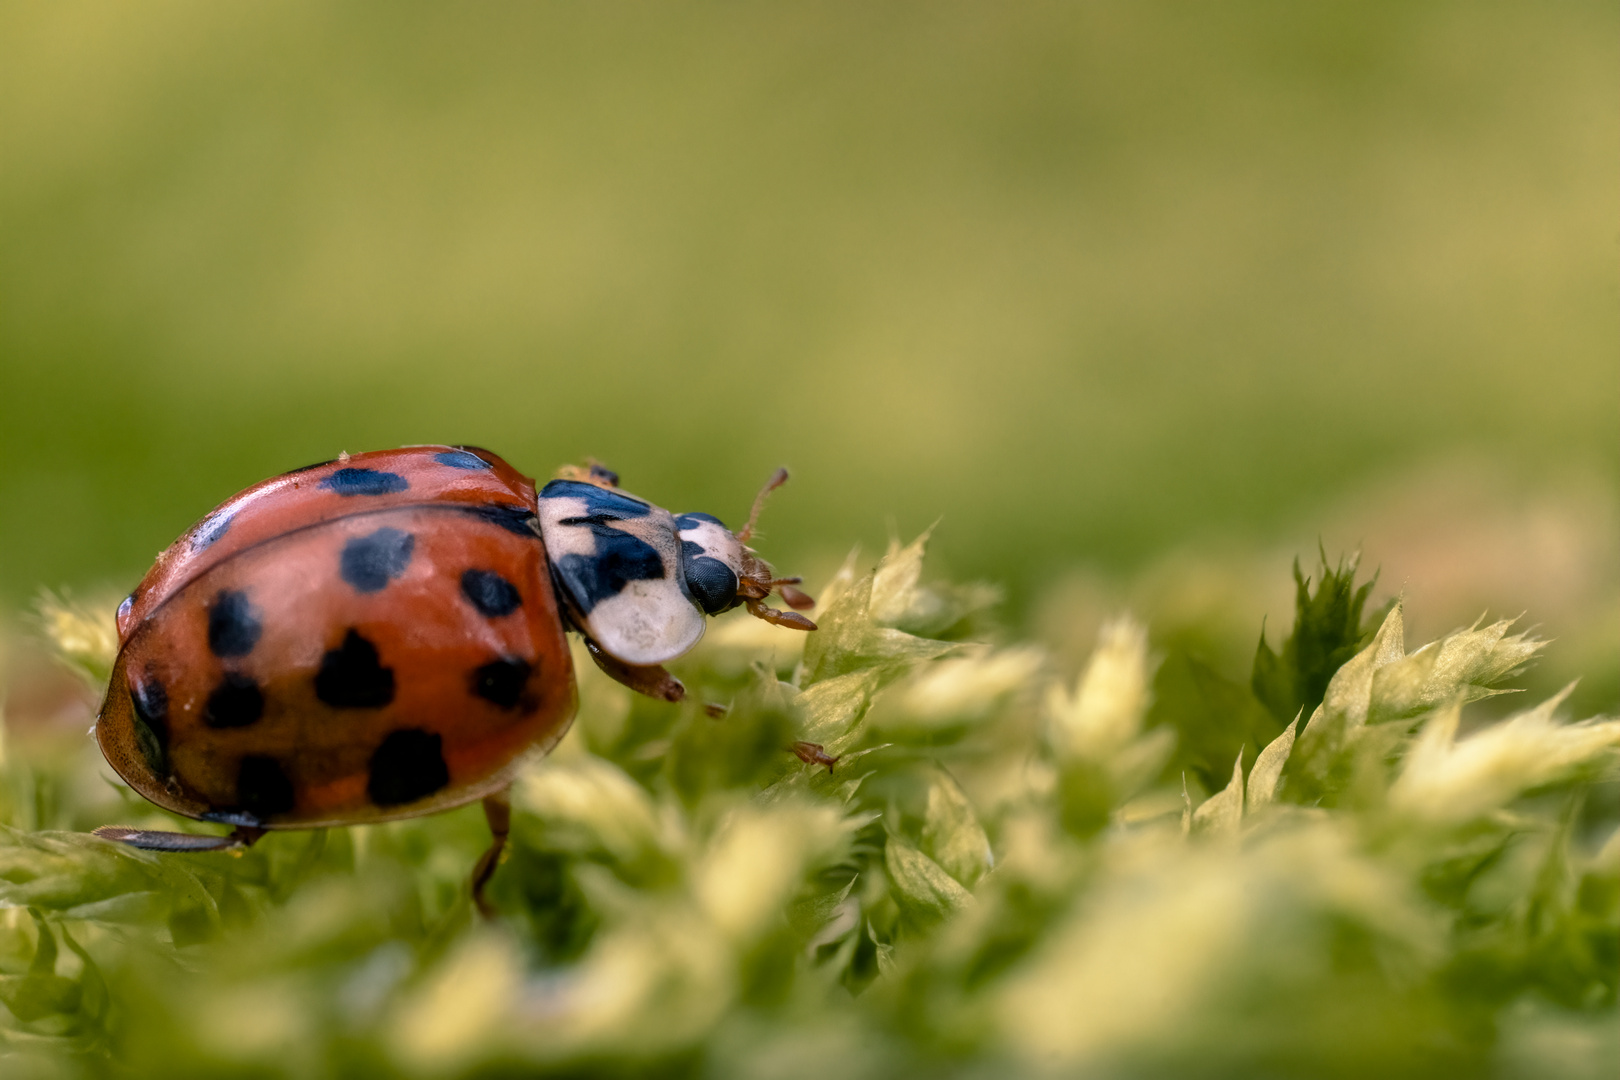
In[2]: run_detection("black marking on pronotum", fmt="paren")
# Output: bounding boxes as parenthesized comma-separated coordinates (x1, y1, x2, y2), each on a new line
(471, 656, 533, 709)
(544, 483, 668, 614)
(322, 468, 409, 497)
(368, 729, 450, 806)
(461, 569, 523, 618)
(679, 543, 740, 615)
(339, 528, 415, 592)
(129, 674, 170, 775)
(552, 532, 665, 613)
(315, 629, 395, 708)
(191, 510, 234, 551)
(539, 479, 652, 519)
(434, 450, 493, 471)
(675, 512, 727, 530)
(236, 756, 295, 818)
(203, 673, 264, 729)
(207, 589, 263, 657)
(458, 503, 541, 537)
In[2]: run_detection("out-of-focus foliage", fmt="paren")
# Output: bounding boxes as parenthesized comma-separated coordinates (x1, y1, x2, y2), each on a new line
(1, 1, 1614, 624)
(2, 542, 1616, 1078)
(30, 593, 117, 691)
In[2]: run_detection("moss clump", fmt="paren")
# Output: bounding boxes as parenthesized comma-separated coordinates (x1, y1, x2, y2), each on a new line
(2, 539, 1616, 1078)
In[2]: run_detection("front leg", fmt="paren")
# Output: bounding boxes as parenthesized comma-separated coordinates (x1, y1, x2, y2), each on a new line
(745, 598, 817, 631)
(584, 637, 686, 702)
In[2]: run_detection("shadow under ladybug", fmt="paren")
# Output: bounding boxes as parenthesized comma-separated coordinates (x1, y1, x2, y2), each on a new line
(92, 447, 818, 915)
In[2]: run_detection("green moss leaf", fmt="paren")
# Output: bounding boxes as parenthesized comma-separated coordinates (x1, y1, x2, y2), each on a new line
(920, 768, 991, 889)
(885, 837, 971, 930)
(1151, 649, 1281, 792)
(1252, 553, 1383, 728)
(800, 540, 958, 687)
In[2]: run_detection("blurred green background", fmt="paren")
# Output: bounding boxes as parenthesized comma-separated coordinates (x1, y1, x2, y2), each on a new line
(2, 2, 1615, 706)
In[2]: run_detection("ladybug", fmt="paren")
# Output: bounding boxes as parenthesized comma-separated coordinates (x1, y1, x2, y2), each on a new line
(92, 446, 816, 910)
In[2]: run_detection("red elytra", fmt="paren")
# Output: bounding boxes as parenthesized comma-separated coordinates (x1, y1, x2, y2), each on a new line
(93, 445, 818, 911)
(102, 445, 569, 826)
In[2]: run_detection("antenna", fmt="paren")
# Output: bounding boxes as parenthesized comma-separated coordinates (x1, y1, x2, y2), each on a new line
(736, 467, 789, 544)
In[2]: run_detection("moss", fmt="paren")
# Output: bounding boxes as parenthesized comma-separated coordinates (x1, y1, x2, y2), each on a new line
(1, 538, 1615, 1078)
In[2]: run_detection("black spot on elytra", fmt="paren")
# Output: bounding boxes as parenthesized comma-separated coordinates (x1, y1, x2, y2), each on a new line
(340, 528, 415, 592)
(207, 590, 263, 657)
(539, 479, 651, 519)
(675, 512, 727, 531)
(368, 729, 449, 806)
(458, 503, 541, 537)
(322, 468, 409, 497)
(316, 630, 395, 708)
(131, 676, 168, 728)
(680, 545, 740, 615)
(435, 450, 492, 470)
(236, 756, 294, 818)
(471, 656, 533, 709)
(129, 675, 169, 774)
(191, 510, 233, 551)
(203, 673, 264, 728)
(461, 569, 522, 618)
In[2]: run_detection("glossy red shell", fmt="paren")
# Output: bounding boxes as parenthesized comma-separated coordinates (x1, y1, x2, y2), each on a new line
(97, 446, 576, 829)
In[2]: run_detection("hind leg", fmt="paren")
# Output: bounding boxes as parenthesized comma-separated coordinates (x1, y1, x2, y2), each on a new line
(470, 788, 512, 918)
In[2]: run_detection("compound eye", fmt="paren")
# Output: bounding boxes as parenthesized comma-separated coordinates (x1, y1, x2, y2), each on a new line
(682, 548, 740, 615)
(675, 513, 744, 615)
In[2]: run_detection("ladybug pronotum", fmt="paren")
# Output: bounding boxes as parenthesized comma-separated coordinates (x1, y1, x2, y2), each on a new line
(93, 446, 816, 911)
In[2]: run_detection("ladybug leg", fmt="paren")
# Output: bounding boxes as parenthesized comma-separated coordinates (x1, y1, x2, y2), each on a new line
(583, 637, 686, 702)
(735, 557, 816, 627)
(470, 787, 511, 919)
(229, 824, 268, 846)
(774, 581, 816, 611)
(92, 823, 263, 853)
(792, 741, 840, 774)
(744, 598, 817, 632)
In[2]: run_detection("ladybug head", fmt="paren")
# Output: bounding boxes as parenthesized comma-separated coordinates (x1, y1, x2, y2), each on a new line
(674, 512, 746, 615)
(675, 469, 816, 631)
